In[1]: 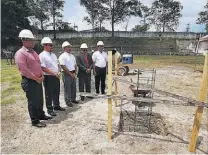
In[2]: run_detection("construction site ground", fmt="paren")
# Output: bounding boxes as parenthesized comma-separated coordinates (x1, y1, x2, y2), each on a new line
(1, 62, 208, 154)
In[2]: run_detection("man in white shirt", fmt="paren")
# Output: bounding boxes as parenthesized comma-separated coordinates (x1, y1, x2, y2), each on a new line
(92, 41, 108, 94)
(59, 41, 78, 107)
(39, 37, 65, 117)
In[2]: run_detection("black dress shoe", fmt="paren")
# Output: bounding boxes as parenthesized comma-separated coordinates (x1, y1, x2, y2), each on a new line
(40, 115, 53, 120)
(32, 122, 46, 128)
(80, 96, 85, 101)
(48, 111, 57, 116)
(71, 101, 79, 104)
(66, 102, 73, 107)
(54, 106, 65, 111)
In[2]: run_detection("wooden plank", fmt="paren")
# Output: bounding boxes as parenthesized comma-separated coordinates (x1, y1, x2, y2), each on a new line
(114, 53, 118, 106)
(107, 51, 113, 140)
(189, 53, 208, 152)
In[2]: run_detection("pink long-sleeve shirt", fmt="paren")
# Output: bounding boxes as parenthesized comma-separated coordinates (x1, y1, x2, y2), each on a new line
(15, 46, 42, 79)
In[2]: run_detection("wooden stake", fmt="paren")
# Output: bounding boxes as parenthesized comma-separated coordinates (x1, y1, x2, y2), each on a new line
(107, 51, 113, 140)
(189, 52, 208, 152)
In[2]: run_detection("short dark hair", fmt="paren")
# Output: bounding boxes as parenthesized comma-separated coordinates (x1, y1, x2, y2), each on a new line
(112, 49, 116, 55)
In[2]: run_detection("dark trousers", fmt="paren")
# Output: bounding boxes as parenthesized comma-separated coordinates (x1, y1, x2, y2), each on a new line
(62, 72, 76, 103)
(78, 74, 91, 92)
(21, 77, 45, 124)
(95, 66, 106, 94)
(43, 75, 60, 112)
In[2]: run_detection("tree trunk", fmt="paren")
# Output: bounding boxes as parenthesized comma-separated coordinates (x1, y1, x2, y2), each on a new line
(111, 2, 115, 39)
(52, 0, 56, 39)
(99, 20, 101, 32)
(41, 20, 44, 38)
(162, 22, 165, 32)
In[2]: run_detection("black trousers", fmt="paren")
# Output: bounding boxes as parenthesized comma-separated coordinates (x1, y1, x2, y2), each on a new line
(95, 66, 106, 94)
(43, 75, 60, 112)
(78, 74, 91, 93)
(21, 77, 45, 124)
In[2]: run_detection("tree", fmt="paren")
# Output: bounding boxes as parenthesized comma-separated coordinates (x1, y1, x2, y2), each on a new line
(28, 0, 50, 37)
(131, 4, 151, 32)
(1, 0, 33, 47)
(196, 2, 208, 32)
(150, 0, 183, 32)
(132, 24, 149, 32)
(45, 0, 65, 39)
(80, 0, 108, 32)
(56, 21, 76, 32)
(186, 23, 190, 32)
(105, 0, 142, 38)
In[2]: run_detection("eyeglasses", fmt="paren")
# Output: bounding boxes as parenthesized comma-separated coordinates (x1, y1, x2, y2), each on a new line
(21, 38, 34, 41)
(46, 44, 53, 47)
(83, 49, 87, 51)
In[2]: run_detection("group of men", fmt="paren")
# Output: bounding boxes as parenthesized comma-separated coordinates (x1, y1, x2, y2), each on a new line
(15, 29, 116, 128)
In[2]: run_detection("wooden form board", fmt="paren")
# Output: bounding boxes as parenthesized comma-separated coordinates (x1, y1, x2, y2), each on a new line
(114, 53, 118, 106)
(189, 54, 208, 152)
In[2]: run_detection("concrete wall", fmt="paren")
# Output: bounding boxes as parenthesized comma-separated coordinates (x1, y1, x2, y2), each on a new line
(36, 31, 207, 40)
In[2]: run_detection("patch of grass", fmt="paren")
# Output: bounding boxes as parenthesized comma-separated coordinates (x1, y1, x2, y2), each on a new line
(1, 60, 23, 104)
(1, 97, 16, 104)
(1, 85, 22, 98)
(133, 55, 204, 71)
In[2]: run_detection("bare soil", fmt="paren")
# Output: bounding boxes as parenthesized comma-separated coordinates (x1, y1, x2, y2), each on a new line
(1, 66, 208, 154)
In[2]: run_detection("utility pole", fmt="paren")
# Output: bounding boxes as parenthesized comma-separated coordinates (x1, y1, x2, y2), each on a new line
(186, 23, 190, 32)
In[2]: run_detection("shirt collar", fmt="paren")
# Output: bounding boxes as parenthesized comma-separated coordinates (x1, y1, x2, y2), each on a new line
(22, 46, 34, 53)
(43, 50, 52, 55)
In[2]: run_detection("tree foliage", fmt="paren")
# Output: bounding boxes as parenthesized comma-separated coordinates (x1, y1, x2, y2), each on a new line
(150, 0, 183, 32)
(132, 24, 149, 32)
(106, 0, 142, 37)
(196, 2, 208, 32)
(45, 0, 65, 39)
(80, 0, 108, 32)
(1, 0, 33, 47)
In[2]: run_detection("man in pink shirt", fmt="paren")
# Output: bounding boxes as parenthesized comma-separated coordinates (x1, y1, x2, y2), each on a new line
(15, 29, 52, 128)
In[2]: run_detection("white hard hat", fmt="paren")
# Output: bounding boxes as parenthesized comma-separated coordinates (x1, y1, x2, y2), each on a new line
(62, 41, 72, 49)
(41, 37, 53, 45)
(97, 41, 104, 46)
(80, 43, 88, 49)
(18, 29, 34, 39)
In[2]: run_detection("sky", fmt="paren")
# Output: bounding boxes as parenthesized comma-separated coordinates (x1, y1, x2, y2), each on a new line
(62, 0, 207, 32)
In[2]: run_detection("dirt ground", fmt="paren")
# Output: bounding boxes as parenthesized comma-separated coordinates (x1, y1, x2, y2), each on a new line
(1, 66, 208, 154)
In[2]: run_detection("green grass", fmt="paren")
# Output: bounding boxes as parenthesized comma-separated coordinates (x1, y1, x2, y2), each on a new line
(1, 60, 25, 105)
(133, 55, 204, 71)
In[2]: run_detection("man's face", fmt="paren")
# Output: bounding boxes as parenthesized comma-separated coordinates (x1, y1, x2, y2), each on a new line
(44, 44, 53, 52)
(65, 46, 72, 53)
(98, 45, 104, 51)
(22, 39, 35, 49)
(82, 48, 87, 54)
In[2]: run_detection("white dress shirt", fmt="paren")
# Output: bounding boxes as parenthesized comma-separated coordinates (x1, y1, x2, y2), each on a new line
(39, 51, 59, 75)
(92, 50, 108, 68)
(59, 52, 76, 71)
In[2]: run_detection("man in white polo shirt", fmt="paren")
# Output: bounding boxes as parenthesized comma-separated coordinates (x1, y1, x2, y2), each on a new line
(39, 37, 65, 117)
(59, 41, 78, 107)
(92, 41, 108, 94)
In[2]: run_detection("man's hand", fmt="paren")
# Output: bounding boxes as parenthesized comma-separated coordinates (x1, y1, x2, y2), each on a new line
(36, 75, 44, 83)
(56, 72, 61, 79)
(70, 73, 75, 79)
(86, 69, 91, 73)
